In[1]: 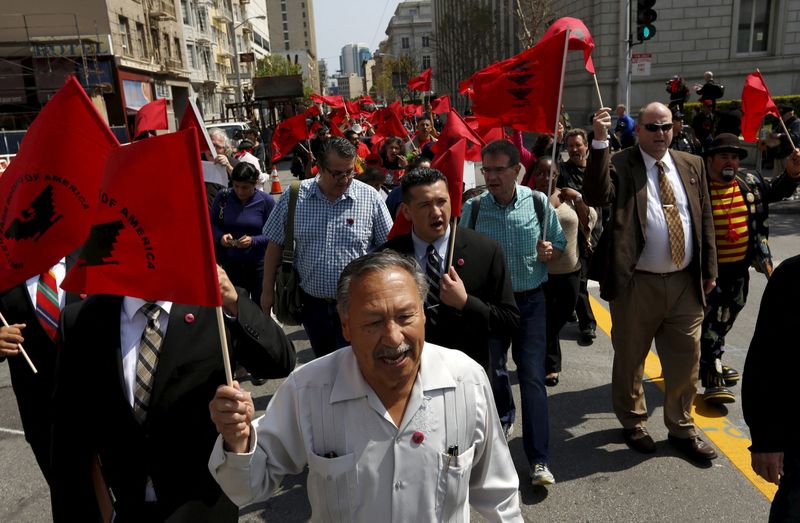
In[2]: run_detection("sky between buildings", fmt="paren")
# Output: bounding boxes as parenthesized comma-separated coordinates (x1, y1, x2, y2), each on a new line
(314, 0, 403, 73)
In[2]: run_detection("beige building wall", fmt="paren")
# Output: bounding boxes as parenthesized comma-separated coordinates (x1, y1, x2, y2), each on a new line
(265, 0, 319, 91)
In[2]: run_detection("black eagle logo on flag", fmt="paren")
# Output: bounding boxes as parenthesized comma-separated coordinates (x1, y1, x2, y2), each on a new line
(77, 220, 124, 267)
(3, 185, 63, 241)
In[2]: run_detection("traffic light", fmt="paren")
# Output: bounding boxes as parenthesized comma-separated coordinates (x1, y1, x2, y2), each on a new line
(636, 0, 657, 41)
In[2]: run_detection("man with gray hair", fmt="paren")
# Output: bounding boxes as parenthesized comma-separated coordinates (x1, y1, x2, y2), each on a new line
(261, 136, 393, 357)
(209, 250, 522, 522)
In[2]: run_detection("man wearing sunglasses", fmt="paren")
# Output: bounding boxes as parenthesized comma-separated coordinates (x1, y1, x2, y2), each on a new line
(261, 137, 393, 358)
(584, 102, 719, 464)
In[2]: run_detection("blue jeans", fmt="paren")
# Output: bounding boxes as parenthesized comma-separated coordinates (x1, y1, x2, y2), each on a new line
(488, 336, 515, 426)
(512, 289, 549, 466)
(301, 293, 348, 358)
(770, 449, 800, 522)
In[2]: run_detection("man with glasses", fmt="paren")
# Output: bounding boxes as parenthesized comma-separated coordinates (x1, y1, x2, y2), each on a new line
(462, 140, 566, 487)
(261, 137, 393, 358)
(585, 103, 719, 463)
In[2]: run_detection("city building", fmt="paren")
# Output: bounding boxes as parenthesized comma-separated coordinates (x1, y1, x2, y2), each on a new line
(265, 0, 319, 92)
(384, 1, 434, 78)
(336, 73, 364, 100)
(340, 43, 371, 76)
(317, 58, 328, 94)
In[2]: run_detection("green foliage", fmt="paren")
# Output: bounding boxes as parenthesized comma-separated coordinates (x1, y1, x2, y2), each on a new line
(682, 95, 800, 128)
(255, 55, 302, 77)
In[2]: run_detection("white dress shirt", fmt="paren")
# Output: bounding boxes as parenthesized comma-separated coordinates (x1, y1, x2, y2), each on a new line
(410, 225, 450, 275)
(25, 258, 67, 309)
(636, 148, 692, 273)
(208, 343, 522, 522)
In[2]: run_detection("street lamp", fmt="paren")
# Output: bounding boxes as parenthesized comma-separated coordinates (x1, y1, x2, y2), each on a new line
(230, 14, 266, 120)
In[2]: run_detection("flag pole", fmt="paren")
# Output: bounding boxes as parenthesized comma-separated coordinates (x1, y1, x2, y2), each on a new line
(0, 311, 37, 374)
(446, 217, 458, 269)
(756, 68, 796, 150)
(215, 307, 233, 386)
(592, 74, 604, 108)
(544, 28, 572, 242)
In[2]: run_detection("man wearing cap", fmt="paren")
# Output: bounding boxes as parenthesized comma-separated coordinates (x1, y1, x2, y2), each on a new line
(669, 110, 700, 156)
(700, 133, 800, 404)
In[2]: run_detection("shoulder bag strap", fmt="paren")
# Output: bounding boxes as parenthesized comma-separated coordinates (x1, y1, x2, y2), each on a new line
(281, 182, 301, 265)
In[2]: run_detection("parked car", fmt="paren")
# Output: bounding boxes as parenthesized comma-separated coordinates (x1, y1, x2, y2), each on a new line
(204, 121, 251, 142)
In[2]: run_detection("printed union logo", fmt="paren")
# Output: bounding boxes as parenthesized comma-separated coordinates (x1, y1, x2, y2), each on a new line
(3, 185, 63, 242)
(78, 220, 124, 267)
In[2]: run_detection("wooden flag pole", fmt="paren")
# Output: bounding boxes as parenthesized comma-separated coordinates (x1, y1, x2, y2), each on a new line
(544, 28, 572, 243)
(592, 74, 604, 108)
(446, 217, 458, 270)
(0, 311, 38, 374)
(215, 307, 233, 386)
(757, 69, 796, 150)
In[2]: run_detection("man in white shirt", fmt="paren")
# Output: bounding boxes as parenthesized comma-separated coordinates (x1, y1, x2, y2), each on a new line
(209, 250, 522, 522)
(585, 103, 718, 463)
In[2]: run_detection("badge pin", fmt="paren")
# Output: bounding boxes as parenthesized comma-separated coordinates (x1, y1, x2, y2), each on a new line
(750, 205, 756, 214)
(690, 177, 696, 185)
(457, 258, 465, 266)
(746, 193, 755, 203)
(346, 218, 354, 225)
(412, 431, 425, 444)
(184, 313, 195, 324)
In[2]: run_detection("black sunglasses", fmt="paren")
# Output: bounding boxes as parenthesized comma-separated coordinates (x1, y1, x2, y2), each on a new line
(643, 123, 673, 132)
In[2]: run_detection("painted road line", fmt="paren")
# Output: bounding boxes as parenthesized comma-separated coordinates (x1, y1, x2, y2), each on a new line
(0, 427, 25, 436)
(589, 295, 777, 501)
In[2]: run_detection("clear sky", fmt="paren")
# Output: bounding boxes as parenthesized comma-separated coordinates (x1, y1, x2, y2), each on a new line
(313, 0, 403, 73)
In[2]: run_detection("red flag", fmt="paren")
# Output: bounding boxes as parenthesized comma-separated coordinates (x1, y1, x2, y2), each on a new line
(330, 108, 349, 135)
(272, 113, 309, 162)
(345, 100, 363, 118)
(304, 105, 322, 118)
(431, 109, 485, 162)
(468, 31, 568, 133)
(541, 17, 595, 74)
(370, 106, 408, 139)
(403, 104, 420, 118)
(407, 67, 432, 92)
(431, 95, 451, 114)
(359, 95, 376, 106)
(0, 76, 118, 293)
(386, 212, 412, 240)
(178, 98, 215, 154)
(741, 71, 781, 142)
(431, 138, 467, 218)
(134, 98, 168, 138)
(310, 93, 345, 108)
(62, 129, 221, 306)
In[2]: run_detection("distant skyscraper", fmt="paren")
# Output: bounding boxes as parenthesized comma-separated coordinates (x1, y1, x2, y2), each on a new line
(340, 43, 371, 76)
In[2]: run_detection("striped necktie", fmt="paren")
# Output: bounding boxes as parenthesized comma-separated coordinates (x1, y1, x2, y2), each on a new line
(425, 245, 442, 325)
(656, 160, 685, 267)
(36, 270, 60, 341)
(133, 303, 164, 424)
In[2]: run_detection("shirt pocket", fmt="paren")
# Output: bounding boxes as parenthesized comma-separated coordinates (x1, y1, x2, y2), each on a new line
(307, 451, 356, 521)
(436, 444, 476, 522)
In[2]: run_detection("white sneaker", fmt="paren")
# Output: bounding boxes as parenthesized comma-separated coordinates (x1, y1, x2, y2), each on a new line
(531, 463, 555, 486)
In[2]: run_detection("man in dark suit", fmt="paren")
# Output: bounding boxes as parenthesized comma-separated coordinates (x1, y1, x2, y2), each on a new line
(50, 266, 295, 522)
(0, 257, 79, 484)
(585, 102, 718, 463)
(379, 167, 519, 373)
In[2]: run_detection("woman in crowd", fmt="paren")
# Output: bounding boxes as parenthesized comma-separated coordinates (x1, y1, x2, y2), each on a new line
(534, 157, 597, 386)
(210, 162, 275, 304)
(379, 136, 408, 186)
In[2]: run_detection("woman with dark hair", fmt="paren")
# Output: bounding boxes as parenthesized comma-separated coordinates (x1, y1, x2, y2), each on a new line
(210, 162, 275, 304)
(379, 136, 408, 186)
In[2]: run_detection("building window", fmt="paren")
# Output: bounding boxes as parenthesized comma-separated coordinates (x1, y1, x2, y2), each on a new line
(188, 44, 197, 68)
(164, 32, 172, 58)
(174, 37, 182, 64)
(422, 55, 431, 69)
(422, 36, 430, 47)
(282, 12, 287, 21)
(119, 16, 131, 55)
(737, 0, 772, 54)
(151, 28, 160, 59)
(136, 23, 147, 55)
(303, 21, 306, 28)
(285, 42, 290, 51)
(283, 22, 288, 31)
(181, 0, 190, 25)
(401, 37, 410, 49)
(409, 8, 417, 16)
(302, 11, 306, 18)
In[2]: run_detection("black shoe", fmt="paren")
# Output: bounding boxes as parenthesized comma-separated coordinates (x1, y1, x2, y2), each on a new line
(251, 377, 268, 386)
(722, 365, 740, 386)
(668, 434, 717, 462)
(579, 325, 596, 344)
(622, 427, 656, 454)
(702, 385, 735, 405)
(545, 374, 559, 387)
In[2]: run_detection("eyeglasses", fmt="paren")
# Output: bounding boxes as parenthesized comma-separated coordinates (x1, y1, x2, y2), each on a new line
(325, 168, 356, 180)
(643, 123, 673, 132)
(480, 165, 514, 175)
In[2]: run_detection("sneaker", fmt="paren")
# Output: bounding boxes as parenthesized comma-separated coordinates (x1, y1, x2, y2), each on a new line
(531, 463, 555, 486)
(502, 422, 514, 440)
(701, 359, 736, 405)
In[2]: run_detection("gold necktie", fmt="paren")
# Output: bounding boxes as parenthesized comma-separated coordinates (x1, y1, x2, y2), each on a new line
(655, 160, 685, 267)
(133, 303, 164, 424)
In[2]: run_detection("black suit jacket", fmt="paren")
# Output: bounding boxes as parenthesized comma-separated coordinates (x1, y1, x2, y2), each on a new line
(380, 227, 519, 369)
(583, 146, 717, 303)
(50, 292, 295, 522)
(0, 256, 81, 483)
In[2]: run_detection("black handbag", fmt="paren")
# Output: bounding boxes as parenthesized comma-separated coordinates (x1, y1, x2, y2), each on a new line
(273, 182, 303, 325)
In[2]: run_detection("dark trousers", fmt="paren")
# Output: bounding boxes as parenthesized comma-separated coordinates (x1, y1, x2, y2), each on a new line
(488, 335, 515, 426)
(301, 292, 348, 358)
(543, 271, 580, 374)
(222, 259, 265, 305)
(770, 449, 800, 522)
(575, 256, 596, 330)
(701, 264, 749, 367)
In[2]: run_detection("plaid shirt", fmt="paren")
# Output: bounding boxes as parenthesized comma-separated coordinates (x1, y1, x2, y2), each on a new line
(263, 178, 393, 298)
(460, 186, 566, 292)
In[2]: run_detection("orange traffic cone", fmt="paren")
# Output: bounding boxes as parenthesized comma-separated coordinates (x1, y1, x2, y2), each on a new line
(269, 168, 283, 194)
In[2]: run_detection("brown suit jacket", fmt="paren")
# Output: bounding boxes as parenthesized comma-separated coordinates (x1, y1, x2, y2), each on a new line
(583, 146, 717, 303)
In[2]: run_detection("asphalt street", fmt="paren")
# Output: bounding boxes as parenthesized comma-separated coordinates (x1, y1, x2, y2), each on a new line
(1, 162, 797, 521)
